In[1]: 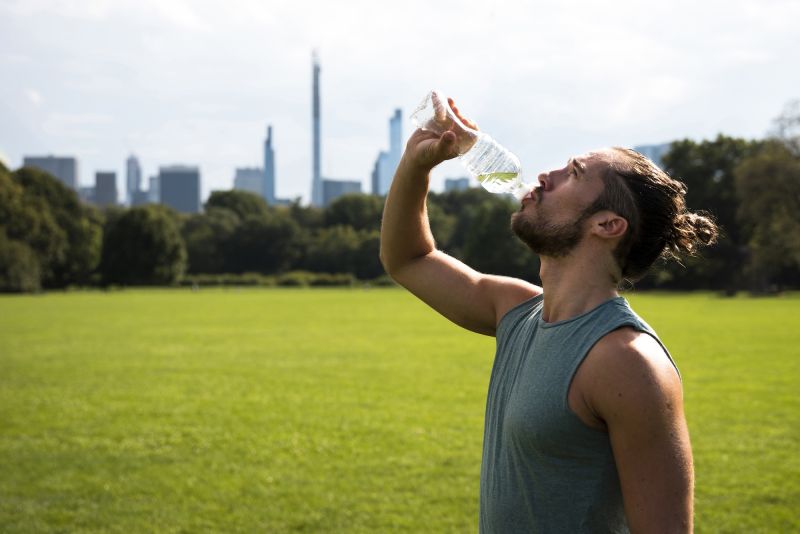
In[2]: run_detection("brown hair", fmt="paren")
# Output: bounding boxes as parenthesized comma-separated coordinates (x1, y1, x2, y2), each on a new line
(585, 147, 719, 281)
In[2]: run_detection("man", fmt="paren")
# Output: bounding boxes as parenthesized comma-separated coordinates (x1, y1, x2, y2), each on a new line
(379, 97, 718, 533)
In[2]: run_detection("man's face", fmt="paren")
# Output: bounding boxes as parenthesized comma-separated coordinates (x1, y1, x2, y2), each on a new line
(511, 150, 610, 257)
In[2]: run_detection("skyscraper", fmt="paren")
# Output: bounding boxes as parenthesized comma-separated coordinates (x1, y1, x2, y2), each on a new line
(22, 155, 78, 190)
(445, 177, 471, 192)
(148, 176, 160, 203)
(94, 171, 118, 207)
(371, 108, 403, 196)
(126, 155, 142, 205)
(371, 151, 391, 196)
(311, 51, 322, 207)
(263, 125, 276, 204)
(322, 179, 362, 207)
(388, 108, 402, 174)
(234, 167, 264, 197)
(159, 165, 201, 213)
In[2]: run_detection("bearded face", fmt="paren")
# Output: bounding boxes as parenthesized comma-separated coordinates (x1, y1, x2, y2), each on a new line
(511, 187, 595, 258)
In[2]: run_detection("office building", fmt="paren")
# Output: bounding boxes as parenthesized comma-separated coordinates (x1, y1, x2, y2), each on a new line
(22, 155, 78, 190)
(371, 109, 403, 196)
(633, 143, 672, 168)
(388, 108, 402, 176)
(322, 178, 361, 207)
(131, 190, 149, 207)
(126, 155, 142, 205)
(371, 151, 391, 196)
(159, 165, 200, 213)
(94, 171, 118, 207)
(445, 177, 472, 192)
(148, 176, 160, 203)
(311, 52, 323, 206)
(263, 125, 276, 204)
(234, 167, 264, 197)
(78, 186, 95, 204)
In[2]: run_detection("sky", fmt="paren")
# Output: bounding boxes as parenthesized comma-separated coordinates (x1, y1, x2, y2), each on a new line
(1, 0, 798, 203)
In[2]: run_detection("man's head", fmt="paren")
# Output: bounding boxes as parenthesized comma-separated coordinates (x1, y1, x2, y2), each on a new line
(511, 147, 718, 282)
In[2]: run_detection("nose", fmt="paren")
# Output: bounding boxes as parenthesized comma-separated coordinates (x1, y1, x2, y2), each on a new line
(537, 172, 550, 191)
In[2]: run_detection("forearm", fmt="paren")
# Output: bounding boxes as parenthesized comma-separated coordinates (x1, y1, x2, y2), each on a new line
(379, 156, 437, 274)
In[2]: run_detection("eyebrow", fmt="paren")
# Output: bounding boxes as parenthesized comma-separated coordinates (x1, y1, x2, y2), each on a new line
(568, 158, 586, 175)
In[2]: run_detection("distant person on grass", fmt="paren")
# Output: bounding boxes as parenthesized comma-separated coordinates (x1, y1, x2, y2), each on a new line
(380, 97, 718, 533)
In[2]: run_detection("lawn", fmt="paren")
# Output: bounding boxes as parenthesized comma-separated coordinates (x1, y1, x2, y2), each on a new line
(0, 289, 798, 532)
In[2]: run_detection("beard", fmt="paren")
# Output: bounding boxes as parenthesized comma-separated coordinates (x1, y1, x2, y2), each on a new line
(511, 198, 593, 258)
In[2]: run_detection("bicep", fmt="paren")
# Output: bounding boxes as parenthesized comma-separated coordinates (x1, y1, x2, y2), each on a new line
(390, 250, 540, 336)
(592, 334, 694, 532)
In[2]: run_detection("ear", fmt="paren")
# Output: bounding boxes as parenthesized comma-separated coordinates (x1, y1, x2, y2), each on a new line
(589, 210, 628, 240)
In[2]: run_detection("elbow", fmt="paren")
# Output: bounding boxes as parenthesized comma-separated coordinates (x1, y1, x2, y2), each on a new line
(378, 248, 397, 278)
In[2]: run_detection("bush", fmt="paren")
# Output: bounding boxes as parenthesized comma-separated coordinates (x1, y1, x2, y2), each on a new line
(0, 231, 42, 292)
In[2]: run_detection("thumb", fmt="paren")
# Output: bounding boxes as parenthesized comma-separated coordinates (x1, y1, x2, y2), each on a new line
(431, 130, 458, 162)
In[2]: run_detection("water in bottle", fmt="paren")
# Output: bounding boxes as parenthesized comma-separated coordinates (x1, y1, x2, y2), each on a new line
(410, 90, 531, 199)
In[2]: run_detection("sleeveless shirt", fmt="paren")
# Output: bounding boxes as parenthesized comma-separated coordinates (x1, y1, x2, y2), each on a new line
(479, 294, 678, 533)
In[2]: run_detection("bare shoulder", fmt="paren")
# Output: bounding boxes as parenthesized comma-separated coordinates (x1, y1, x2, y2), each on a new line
(581, 327, 682, 417)
(580, 328, 694, 531)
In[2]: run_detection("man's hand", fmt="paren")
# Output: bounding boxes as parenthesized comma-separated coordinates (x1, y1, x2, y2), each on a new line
(405, 96, 480, 171)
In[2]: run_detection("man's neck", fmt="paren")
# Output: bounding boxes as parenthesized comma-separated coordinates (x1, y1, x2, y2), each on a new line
(539, 253, 619, 324)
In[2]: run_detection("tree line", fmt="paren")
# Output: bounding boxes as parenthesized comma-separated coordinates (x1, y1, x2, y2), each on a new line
(2, 105, 798, 293)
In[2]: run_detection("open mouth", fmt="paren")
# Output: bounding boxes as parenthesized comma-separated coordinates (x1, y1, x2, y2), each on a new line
(521, 187, 542, 204)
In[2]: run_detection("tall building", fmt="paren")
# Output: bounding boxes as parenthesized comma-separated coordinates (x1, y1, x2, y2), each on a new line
(22, 155, 78, 190)
(159, 165, 200, 213)
(148, 176, 160, 203)
(311, 51, 322, 207)
(371, 151, 391, 196)
(234, 167, 264, 197)
(131, 190, 149, 207)
(322, 179, 361, 207)
(126, 155, 142, 205)
(445, 177, 471, 192)
(79, 186, 95, 204)
(94, 171, 118, 206)
(633, 143, 672, 168)
(263, 125, 276, 204)
(371, 108, 403, 196)
(388, 108, 402, 175)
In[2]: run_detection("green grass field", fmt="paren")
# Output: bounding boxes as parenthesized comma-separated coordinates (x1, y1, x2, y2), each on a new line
(1, 289, 798, 533)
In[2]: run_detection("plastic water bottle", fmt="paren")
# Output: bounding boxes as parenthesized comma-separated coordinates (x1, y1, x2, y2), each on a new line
(410, 90, 530, 199)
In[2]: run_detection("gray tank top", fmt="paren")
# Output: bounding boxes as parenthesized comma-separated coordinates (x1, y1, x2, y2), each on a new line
(479, 294, 677, 533)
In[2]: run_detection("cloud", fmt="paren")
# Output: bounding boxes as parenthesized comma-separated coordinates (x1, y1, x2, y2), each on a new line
(42, 113, 114, 139)
(25, 89, 43, 107)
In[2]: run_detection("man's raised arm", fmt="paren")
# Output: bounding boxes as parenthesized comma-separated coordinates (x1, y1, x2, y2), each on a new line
(379, 117, 540, 336)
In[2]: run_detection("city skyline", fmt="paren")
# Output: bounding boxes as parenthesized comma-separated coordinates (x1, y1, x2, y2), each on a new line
(1, 0, 798, 203)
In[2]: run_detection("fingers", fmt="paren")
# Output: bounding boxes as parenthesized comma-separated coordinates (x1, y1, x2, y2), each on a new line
(432, 92, 448, 122)
(424, 131, 459, 167)
(448, 97, 479, 131)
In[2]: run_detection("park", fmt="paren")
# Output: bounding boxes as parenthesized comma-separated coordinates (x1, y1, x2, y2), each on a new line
(1, 288, 797, 532)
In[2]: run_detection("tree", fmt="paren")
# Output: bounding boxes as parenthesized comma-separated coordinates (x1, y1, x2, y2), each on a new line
(771, 99, 800, 156)
(734, 140, 800, 291)
(223, 211, 303, 274)
(353, 231, 385, 280)
(288, 200, 325, 232)
(0, 165, 102, 290)
(204, 190, 270, 221)
(301, 225, 362, 275)
(461, 197, 540, 282)
(100, 205, 187, 285)
(0, 229, 41, 292)
(181, 207, 240, 274)
(655, 135, 763, 290)
(325, 194, 384, 232)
